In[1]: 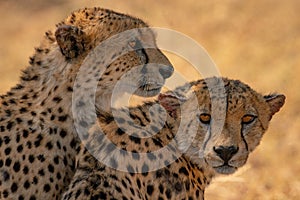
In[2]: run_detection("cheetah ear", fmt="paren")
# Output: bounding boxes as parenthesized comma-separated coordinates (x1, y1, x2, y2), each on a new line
(158, 93, 186, 118)
(55, 25, 89, 59)
(264, 94, 285, 118)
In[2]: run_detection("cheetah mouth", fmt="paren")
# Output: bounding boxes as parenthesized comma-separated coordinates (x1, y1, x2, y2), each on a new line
(135, 83, 163, 97)
(213, 164, 237, 175)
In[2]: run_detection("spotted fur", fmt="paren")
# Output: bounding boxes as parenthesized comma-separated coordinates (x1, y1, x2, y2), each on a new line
(62, 77, 285, 199)
(0, 7, 173, 199)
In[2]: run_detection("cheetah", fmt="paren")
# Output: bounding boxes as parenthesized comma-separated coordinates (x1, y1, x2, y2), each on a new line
(61, 77, 285, 200)
(0, 8, 173, 200)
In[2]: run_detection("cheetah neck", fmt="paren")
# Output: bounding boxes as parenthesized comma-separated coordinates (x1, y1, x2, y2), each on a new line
(95, 102, 215, 187)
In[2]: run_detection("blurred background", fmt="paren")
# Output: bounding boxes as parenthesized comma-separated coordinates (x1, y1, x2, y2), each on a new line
(0, 0, 299, 199)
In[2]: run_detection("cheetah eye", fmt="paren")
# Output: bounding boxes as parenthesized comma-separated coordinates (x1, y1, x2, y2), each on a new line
(199, 113, 211, 124)
(241, 114, 257, 125)
(129, 40, 137, 48)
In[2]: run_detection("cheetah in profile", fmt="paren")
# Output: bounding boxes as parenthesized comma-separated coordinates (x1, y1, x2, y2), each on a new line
(0, 7, 173, 199)
(62, 77, 285, 200)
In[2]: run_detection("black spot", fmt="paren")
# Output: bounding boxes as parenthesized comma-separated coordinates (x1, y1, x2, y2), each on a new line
(133, 178, 140, 190)
(16, 134, 21, 143)
(152, 138, 163, 148)
(56, 172, 61, 180)
(63, 156, 68, 166)
(185, 181, 190, 190)
(79, 120, 88, 128)
(19, 107, 27, 113)
(75, 189, 82, 198)
(165, 189, 172, 198)
(5, 109, 12, 117)
(59, 129, 67, 138)
(58, 115, 68, 122)
(52, 96, 62, 103)
(6, 121, 14, 130)
(23, 166, 29, 174)
(23, 130, 29, 138)
(179, 167, 189, 176)
(197, 177, 202, 185)
(50, 115, 55, 121)
(150, 125, 160, 133)
(16, 117, 23, 124)
(31, 111, 37, 116)
(34, 134, 43, 147)
(98, 191, 107, 199)
(121, 180, 127, 189)
(2, 170, 10, 181)
(48, 164, 54, 173)
(28, 155, 35, 163)
(147, 185, 154, 195)
(159, 184, 164, 194)
(26, 141, 32, 149)
(13, 161, 21, 172)
(46, 142, 53, 150)
(84, 187, 90, 195)
(147, 152, 156, 161)
(29, 195, 36, 200)
(142, 163, 149, 176)
(116, 128, 125, 135)
(164, 160, 170, 166)
(127, 165, 134, 173)
(53, 156, 59, 165)
(156, 170, 163, 178)
(103, 181, 109, 187)
(24, 180, 30, 189)
(27, 120, 33, 126)
(106, 143, 116, 152)
(11, 182, 18, 193)
(115, 185, 122, 193)
(4, 136, 10, 144)
(175, 182, 183, 192)
(70, 138, 77, 149)
(38, 169, 45, 176)
(32, 176, 38, 184)
(2, 190, 8, 198)
(43, 184, 51, 192)
(129, 135, 141, 144)
(110, 158, 118, 168)
(132, 151, 140, 160)
(4, 147, 11, 155)
(196, 189, 200, 198)
(130, 188, 135, 196)
(67, 86, 73, 92)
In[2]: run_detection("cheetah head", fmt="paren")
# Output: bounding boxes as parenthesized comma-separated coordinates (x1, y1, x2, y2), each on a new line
(53, 8, 173, 106)
(159, 77, 285, 175)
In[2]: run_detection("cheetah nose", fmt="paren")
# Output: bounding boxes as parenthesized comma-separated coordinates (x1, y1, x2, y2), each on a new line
(159, 65, 174, 79)
(213, 146, 239, 163)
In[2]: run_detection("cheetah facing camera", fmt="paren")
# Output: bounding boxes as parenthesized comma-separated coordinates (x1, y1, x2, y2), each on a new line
(0, 8, 173, 200)
(62, 77, 285, 200)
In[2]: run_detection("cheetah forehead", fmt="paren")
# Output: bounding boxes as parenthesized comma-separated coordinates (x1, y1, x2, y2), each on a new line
(61, 7, 149, 32)
(180, 77, 265, 111)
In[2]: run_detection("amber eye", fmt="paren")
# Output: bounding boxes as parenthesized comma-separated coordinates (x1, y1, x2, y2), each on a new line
(242, 115, 257, 124)
(199, 114, 211, 124)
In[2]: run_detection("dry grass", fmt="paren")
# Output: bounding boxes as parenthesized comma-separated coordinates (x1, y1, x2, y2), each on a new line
(0, 0, 299, 199)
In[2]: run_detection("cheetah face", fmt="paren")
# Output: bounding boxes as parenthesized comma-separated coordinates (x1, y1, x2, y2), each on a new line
(161, 78, 285, 175)
(196, 92, 285, 175)
(105, 42, 174, 98)
(55, 10, 173, 103)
